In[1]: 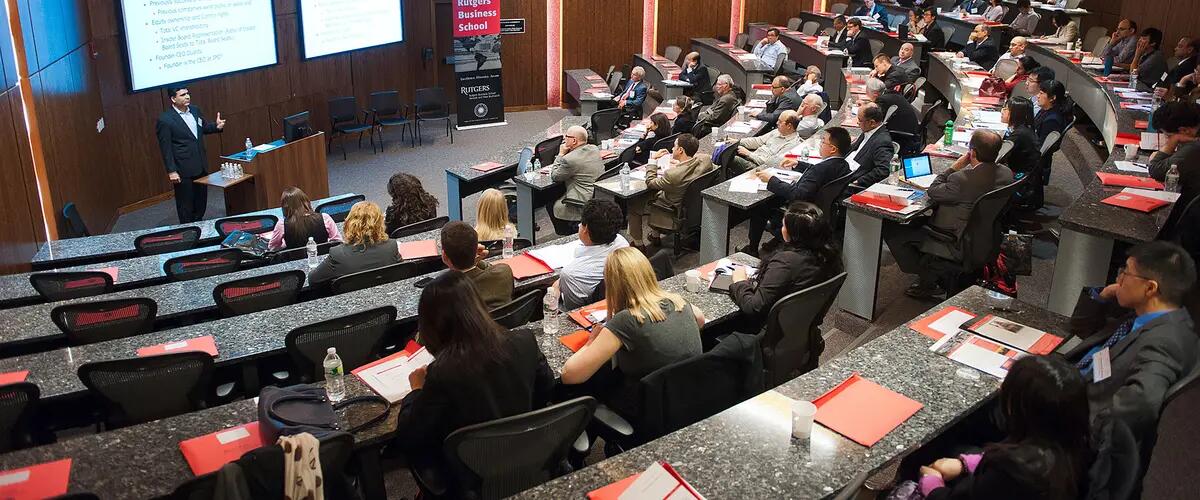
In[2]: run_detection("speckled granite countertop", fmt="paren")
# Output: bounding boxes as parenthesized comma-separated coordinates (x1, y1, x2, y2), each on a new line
(446, 117, 589, 182)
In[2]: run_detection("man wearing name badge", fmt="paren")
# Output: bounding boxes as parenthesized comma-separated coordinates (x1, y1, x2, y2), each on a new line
(854, 0, 888, 24)
(841, 18, 874, 68)
(156, 86, 225, 223)
(750, 76, 802, 131)
(883, 131, 1012, 299)
(753, 28, 788, 68)
(729, 110, 806, 175)
(615, 67, 649, 124)
(1067, 241, 1198, 443)
(678, 52, 710, 97)
(892, 43, 921, 83)
(846, 103, 895, 189)
(958, 24, 1001, 70)
(1130, 28, 1167, 92)
(869, 53, 911, 91)
(993, 36, 1027, 70)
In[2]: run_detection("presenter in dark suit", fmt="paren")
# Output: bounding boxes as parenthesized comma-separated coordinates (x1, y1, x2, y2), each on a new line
(842, 19, 874, 68)
(959, 24, 1001, 70)
(157, 86, 224, 223)
(830, 16, 850, 47)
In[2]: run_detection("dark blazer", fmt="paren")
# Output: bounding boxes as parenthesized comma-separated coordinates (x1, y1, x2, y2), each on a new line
(849, 126, 895, 187)
(922, 162, 1014, 259)
(1068, 291, 1200, 441)
(879, 65, 912, 91)
(679, 64, 711, 91)
(1033, 107, 1067, 145)
(156, 105, 221, 178)
(697, 91, 739, 126)
(1004, 125, 1041, 176)
(757, 89, 803, 125)
(767, 157, 850, 202)
(844, 34, 874, 68)
(877, 91, 921, 155)
(923, 20, 946, 49)
(466, 261, 515, 309)
(672, 112, 696, 136)
(854, 3, 888, 23)
(962, 37, 1001, 70)
(728, 247, 842, 333)
(617, 80, 648, 111)
(1163, 55, 1198, 88)
(831, 28, 851, 47)
(632, 131, 665, 165)
(307, 239, 402, 285)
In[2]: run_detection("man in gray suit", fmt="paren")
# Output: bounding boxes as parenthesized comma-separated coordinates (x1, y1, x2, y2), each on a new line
(750, 76, 802, 128)
(883, 130, 1013, 299)
(549, 125, 603, 235)
(696, 74, 740, 136)
(892, 43, 920, 82)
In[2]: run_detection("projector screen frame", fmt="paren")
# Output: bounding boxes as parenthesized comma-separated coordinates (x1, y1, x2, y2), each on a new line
(297, 0, 407, 60)
(116, 0, 282, 93)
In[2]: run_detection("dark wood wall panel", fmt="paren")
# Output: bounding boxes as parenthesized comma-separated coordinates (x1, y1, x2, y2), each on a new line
(656, 0, 728, 60)
(1118, 0, 1200, 54)
(745, 0, 804, 27)
(563, 0, 642, 76)
(0, 91, 45, 275)
(500, 0, 548, 107)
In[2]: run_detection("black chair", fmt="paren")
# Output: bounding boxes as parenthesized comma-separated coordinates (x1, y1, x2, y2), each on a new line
(0, 382, 40, 453)
(715, 140, 739, 180)
(414, 397, 597, 499)
(315, 194, 366, 223)
(921, 179, 1023, 294)
(1141, 372, 1200, 499)
(270, 240, 340, 264)
(390, 215, 450, 239)
(285, 306, 397, 381)
(29, 271, 115, 302)
(813, 170, 858, 228)
(214, 214, 279, 238)
(163, 248, 244, 282)
(414, 87, 454, 145)
(62, 202, 90, 237)
(77, 351, 213, 429)
(490, 288, 546, 329)
(480, 238, 533, 255)
(648, 248, 674, 281)
(918, 99, 947, 146)
(51, 297, 157, 346)
(758, 272, 848, 388)
(368, 90, 415, 148)
(647, 167, 723, 255)
(832, 469, 871, 500)
(168, 432, 356, 500)
(650, 132, 682, 152)
(134, 226, 202, 256)
(533, 135, 563, 168)
(327, 96, 375, 160)
(212, 270, 306, 318)
(589, 108, 623, 142)
(1085, 416, 1142, 500)
(330, 261, 426, 294)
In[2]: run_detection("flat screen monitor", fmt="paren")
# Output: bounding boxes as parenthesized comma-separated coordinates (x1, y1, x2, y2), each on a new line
(283, 111, 313, 143)
(299, 0, 405, 59)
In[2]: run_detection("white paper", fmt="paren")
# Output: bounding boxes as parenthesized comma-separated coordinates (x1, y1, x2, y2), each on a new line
(728, 177, 764, 193)
(755, 89, 773, 96)
(164, 341, 189, 351)
(737, 54, 758, 61)
(930, 331, 1023, 379)
(847, 158, 861, 172)
(215, 426, 252, 445)
(252, 144, 276, 152)
(656, 154, 674, 169)
(914, 34, 928, 42)
(1122, 187, 1181, 203)
(724, 123, 754, 134)
(587, 310, 608, 323)
(1114, 161, 1149, 174)
(1092, 347, 1112, 382)
(766, 168, 801, 182)
(952, 129, 974, 144)
(972, 122, 1008, 132)
(866, 183, 921, 200)
(974, 110, 1003, 123)
(968, 316, 1050, 352)
(620, 462, 702, 500)
(1141, 132, 1167, 150)
(929, 310, 977, 338)
(528, 240, 584, 269)
(747, 99, 769, 108)
(0, 470, 31, 486)
(357, 348, 435, 403)
(905, 175, 935, 189)
(629, 169, 648, 181)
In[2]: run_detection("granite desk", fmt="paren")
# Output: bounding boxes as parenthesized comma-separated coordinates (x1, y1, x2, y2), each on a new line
(925, 8, 1015, 49)
(633, 53, 689, 103)
(747, 22, 850, 108)
(514, 286, 1069, 499)
(796, 11, 929, 64)
(997, 0, 1088, 37)
(564, 69, 613, 117)
(690, 38, 776, 92)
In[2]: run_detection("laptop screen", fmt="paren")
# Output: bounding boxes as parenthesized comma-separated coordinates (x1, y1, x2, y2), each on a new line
(902, 154, 933, 179)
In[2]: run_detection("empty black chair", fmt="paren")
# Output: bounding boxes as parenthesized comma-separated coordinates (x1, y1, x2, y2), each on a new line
(77, 351, 213, 428)
(212, 270, 306, 318)
(759, 272, 847, 388)
(134, 226, 203, 256)
(270, 240, 340, 264)
(285, 306, 397, 381)
(29, 271, 115, 302)
(163, 248, 244, 281)
(813, 170, 857, 227)
(390, 215, 450, 239)
(479, 238, 533, 256)
(0, 382, 40, 453)
(51, 297, 157, 346)
(315, 195, 366, 223)
(490, 288, 546, 329)
(62, 202, 90, 237)
(921, 179, 1023, 294)
(369, 90, 415, 148)
(214, 214, 278, 237)
(533, 135, 563, 168)
(327, 96, 375, 160)
(414, 87, 454, 145)
(415, 397, 597, 499)
(589, 108, 623, 142)
(330, 260, 425, 294)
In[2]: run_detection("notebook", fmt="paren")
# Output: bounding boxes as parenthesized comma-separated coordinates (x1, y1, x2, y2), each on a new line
(137, 335, 218, 358)
(496, 253, 554, 279)
(1095, 172, 1165, 190)
(586, 462, 704, 500)
(179, 422, 265, 476)
(930, 331, 1026, 379)
(813, 373, 923, 447)
(352, 341, 434, 403)
(569, 301, 608, 328)
(0, 458, 72, 500)
(900, 154, 935, 189)
(559, 330, 590, 352)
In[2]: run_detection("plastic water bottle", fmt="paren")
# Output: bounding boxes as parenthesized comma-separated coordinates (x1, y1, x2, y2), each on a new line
(306, 237, 319, 268)
(322, 348, 345, 402)
(1166, 164, 1180, 193)
(943, 121, 954, 147)
(619, 162, 631, 190)
(502, 225, 515, 259)
(543, 292, 560, 335)
(1130, 68, 1139, 90)
(244, 137, 254, 159)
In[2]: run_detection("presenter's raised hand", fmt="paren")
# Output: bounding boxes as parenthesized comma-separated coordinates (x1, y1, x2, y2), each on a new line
(168, 172, 181, 183)
(215, 112, 226, 130)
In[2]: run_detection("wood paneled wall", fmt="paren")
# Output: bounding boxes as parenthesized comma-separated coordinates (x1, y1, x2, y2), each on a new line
(562, 0, 642, 76)
(745, 0, 805, 28)
(502, 0, 549, 109)
(0, 5, 44, 274)
(656, 0, 728, 59)
(1118, 0, 1200, 52)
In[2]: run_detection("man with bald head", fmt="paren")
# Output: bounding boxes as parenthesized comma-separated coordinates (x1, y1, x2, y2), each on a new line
(752, 76, 802, 127)
(548, 125, 604, 234)
(995, 36, 1027, 70)
(678, 51, 710, 95)
(730, 110, 805, 174)
(892, 43, 920, 83)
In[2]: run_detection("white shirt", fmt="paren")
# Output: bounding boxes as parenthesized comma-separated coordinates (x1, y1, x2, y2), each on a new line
(797, 80, 824, 94)
(753, 40, 788, 68)
(558, 234, 629, 309)
(849, 124, 881, 164)
(177, 106, 199, 138)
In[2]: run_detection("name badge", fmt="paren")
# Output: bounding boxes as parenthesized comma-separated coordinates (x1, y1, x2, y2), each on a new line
(1092, 347, 1112, 383)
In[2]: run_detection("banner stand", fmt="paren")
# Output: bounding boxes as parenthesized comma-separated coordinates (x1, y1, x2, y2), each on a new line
(452, 0, 506, 129)
(457, 121, 509, 131)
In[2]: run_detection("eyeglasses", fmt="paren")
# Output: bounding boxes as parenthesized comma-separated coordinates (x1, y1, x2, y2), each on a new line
(771, 85, 784, 89)
(1117, 266, 1154, 283)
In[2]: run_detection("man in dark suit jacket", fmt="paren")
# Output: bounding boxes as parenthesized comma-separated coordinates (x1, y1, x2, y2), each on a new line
(1067, 241, 1199, 445)
(678, 52, 711, 95)
(830, 16, 851, 47)
(864, 78, 922, 156)
(870, 54, 913, 91)
(751, 76, 803, 131)
(156, 86, 225, 223)
(960, 24, 1001, 70)
(921, 10, 946, 49)
(441, 221, 515, 309)
(615, 66, 649, 120)
(840, 19, 874, 68)
(847, 104, 896, 188)
(883, 131, 1013, 298)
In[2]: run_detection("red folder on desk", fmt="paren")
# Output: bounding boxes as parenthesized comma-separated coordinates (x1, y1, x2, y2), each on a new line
(497, 253, 554, 279)
(0, 370, 29, 386)
(1096, 172, 1165, 190)
(585, 75, 604, 81)
(137, 335, 218, 358)
(973, 96, 1002, 106)
(1115, 132, 1140, 146)
(751, 84, 772, 90)
(849, 191, 907, 212)
(965, 70, 991, 77)
(470, 161, 505, 172)
(814, 373, 923, 447)
(588, 474, 640, 499)
(569, 301, 608, 328)
(0, 458, 72, 500)
(179, 422, 266, 476)
(909, 306, 977, 340)
(398, 240, 439, 259)
(1135, 120, 1149, 129)
(586, 462, 702, 500)
(1102, 192, 1170, 213)
(559, 330, 590, 352)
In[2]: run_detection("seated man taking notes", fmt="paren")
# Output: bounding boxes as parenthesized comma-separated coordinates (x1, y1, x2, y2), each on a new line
(627, 134, 715, 248)
(552, 199, 629, 310)
(440, 221, 514, 309)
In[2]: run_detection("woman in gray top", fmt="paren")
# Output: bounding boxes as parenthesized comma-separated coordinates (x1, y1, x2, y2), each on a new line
(308, 201, 401, 286)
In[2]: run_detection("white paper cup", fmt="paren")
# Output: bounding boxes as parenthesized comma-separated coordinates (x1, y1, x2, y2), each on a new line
(791, 400, 817, 438)
(685, 270, 702, 292)
(1124, 143, 1138, 160)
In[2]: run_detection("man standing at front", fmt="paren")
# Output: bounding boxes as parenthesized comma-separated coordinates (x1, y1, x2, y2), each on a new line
(157, 86, 225, 223)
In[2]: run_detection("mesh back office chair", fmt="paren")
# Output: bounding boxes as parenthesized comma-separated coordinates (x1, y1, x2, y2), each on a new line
(134, 226, 202, 256)
(315, 195, 366, 223)
(992, 59, 1019, 80)
(78, 351, 213, 429)
(62, 202, 90, 238)
(368, 90, 416, 148)
(830, 3, 847, 15)
(734, 33, 750, 51)
(1083, 26, 1108, 51)
(998, 140, 1015, 163)
(490, 288, 546, 329)
(329, 261, 426, 295)
(285, 306, 396, 381)
(663, 45, 683, 64)
(327, 96, 376, 160)
(169, 433, 356, 500)
(868, 39, 885, 58)
(163, 249, 244, 282)
(921, 179, 1023, 293)
(480, 238, 533, 255)
(941, 26, 956, 48)
(414, 87, 454, 145)
(389, 215, 450, 239)
(607, 70, 624, 93)
(787, 18, 801, 31)
(802, 21, 820, 36)
(813, 170, 858, 225)
(589, 108, 623, 142)
(29, 271, 114, 302)
(214, 214, 278, 237)
(51, 297, 157, 346)
(648, 166, 723, 255)
(1141, 374, 1200, 499)
(533, 135, 564, 168)
(651, 132, 682, 151)
(0, 382, 40, 453)
(212, 270, 306, 318)
(759, 272, 848, 388)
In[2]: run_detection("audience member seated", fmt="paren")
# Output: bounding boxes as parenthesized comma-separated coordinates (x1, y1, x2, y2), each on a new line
(678, 52, 710, 96)
(959, 24, 1001, 70)
(883, 131, 1013, 299)
(441, 221, 514, 309)
(847, 103, 896, 189)
(1163, 61, 1200, 102)
(982, 0, 1006, 22)
(264, 187, 342, 251)
(751, 76, 802, 128)
(753, 28, 788, 68)
(837, 18, 874, 68)
(870, 54, 912, 91)
(1148, 102, 1200, 229)
(745, 128, 853, 252)
(553, 199, 629, 310)
(920, 9, 947, 49)
(994, 36, 1027, 69)
(631, 113, 672, 165)
(1002, 56, 1040, 96)
(392, 271, 554, 478)
(695, 74, 740, 136)
(729, 110, 807, 174)
(549, 126, 604, 235)
(892, 43, 922, 84)
(309, 202, 401, 286)
(906, 9, 926, 37)
(560, 247, 705, 417)
(628, 134, 715, 248)
(1009, 0, 1040, 37)
(384, 173, 438, 234)
(1034, 80, 1070, 144)
(671, 96, 697, 135)
(1021, 66, 1054, 107)
(863, 78, 922, 155)
(912, 356, 1092, 500)
(615, 66, 648, 120)
(1131, 28, 1167, 92)
(1002, 97, 1045, 209)
(474, 188, 514, 241)
(1100, 19, 1139, 70)
(797, 66, 824, 94)
(830, 16, 851, 47)
(1039, 11, 1078, 44)
(1068, 241, 1198, 442)
(954, 0, 987, 15)
(854, 0, 887, 24)
(1157, 37, 1199, 92)
(730, 201, 843, 332)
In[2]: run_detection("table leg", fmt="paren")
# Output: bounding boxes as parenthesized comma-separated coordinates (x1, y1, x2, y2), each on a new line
(700, 198, 730, 263)
(838, 210, 883, 320)
(1047, 228, 1114, 316)
(582, 101, 599, 117)
(241, 363, 261, 396)
(517, 183, 537, 245)
(354, 445, 387, 500)
(446, 172, 463, 221)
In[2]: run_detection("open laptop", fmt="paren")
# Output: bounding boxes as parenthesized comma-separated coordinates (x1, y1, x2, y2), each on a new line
(900, 154, 935, 189)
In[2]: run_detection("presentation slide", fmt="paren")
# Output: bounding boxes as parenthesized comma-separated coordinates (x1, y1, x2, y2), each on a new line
(120, 0, 278, 92)
(300, 0, 405, 59)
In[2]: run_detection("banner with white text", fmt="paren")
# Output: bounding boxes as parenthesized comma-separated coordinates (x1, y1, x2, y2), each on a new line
(452, 0, 505, 129)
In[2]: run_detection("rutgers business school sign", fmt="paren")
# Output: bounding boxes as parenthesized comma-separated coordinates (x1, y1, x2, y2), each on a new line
(453, 0, 506, 129)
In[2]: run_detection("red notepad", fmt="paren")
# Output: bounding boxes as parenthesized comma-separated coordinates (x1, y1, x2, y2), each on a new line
(470, 161, 505, 172)
(814, 373, 923, 447)
(0, 370, 29, 386)
(965, 70, 991, 77)
(496, 253, 554, 279)
(585, 75, 604, 81)
(179, 422, 265, 476)
(909, 306, 978, 340)
(137, 335, 218, 358)
(973, 96, 1001, 106)
(0, 458, 72, 500)
(1134, 120, 1149, 130)
(587, 474, 640, 499)
(1115, 132, 1140, 145)
(569, 301, 608, 328)
(751, 84, 772, 90)
(1096, 172, 1165, 190)
(559, 330, 590, 352)
(398, 240, 439, 259)
(1102, 192, 1170, 212)
(849, 191, 907, 212)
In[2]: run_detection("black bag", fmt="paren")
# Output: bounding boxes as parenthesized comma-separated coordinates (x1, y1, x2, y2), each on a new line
(258, 384, 389, 444)
(221, 230, 271, 258)
(999, 231, 1034, 276)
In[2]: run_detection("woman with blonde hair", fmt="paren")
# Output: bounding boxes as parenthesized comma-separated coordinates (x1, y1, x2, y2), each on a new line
(308, 201, 401, 285)
(264, 187, 342, 250)
(474, 188, 513, 241)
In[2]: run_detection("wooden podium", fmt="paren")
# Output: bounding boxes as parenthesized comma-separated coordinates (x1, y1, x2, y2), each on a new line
(197, 132, 330, 214)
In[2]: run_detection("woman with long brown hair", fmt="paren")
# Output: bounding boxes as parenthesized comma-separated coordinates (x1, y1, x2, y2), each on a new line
(384, 173, 438, 234)
(264, 187, 342, 250)
(307, 201, 400, 285)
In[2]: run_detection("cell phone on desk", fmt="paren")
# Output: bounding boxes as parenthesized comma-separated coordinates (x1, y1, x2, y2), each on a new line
(709, 273, 734, 292)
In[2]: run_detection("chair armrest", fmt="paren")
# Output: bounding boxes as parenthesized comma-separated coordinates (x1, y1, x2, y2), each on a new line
(592, 405, 634, 438)
(922, 224, 955, 242)
(573, 431, 591, 455)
